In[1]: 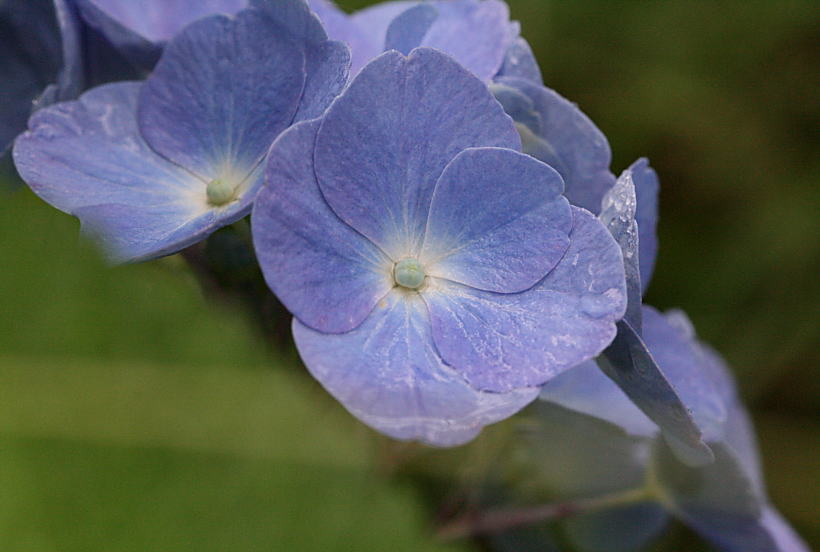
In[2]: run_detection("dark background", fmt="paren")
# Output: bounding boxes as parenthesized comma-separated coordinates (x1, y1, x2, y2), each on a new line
(0, 1, 816, 550)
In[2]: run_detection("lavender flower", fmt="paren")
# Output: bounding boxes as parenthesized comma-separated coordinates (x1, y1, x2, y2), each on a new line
(251, 48, 627, 445)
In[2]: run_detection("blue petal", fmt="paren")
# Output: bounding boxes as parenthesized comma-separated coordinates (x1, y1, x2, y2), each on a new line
(630, 158, 660, 292)
(1, 0, 82, 160)
(564, 502, 669, 552)
(252, 120, 392, 334)
(599, 167, 642, 331)
(495, 37, 542, 83)
(383, 0, 514, 82)
(494, 76, 616, 214)
(138, 9, 306, 183)
(12, 83, 244, 263)
(421, 147, 571, 293)
(384, 3, 438, 55)
(294, 40, 350, 122)
(292, 291, 539, 446)
(684, 506, 810, 552)
(599, 318, 714, 467)
(314, 48, 520, 259)
(76, 0, 247, 70)
(538, 360, 657, 438)
(424, 207, 626, 392)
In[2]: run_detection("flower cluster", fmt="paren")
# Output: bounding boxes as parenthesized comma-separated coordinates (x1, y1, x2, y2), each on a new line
(2, 1, 807, 550)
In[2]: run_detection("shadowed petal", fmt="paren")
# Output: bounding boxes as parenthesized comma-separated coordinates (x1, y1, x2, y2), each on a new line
(630, 158, 660, 292)
(253, 120, 392, 334)
(315, 48, 520, 258)
(292, 291, 539, 446)
(495, 37, 542, 83)
(12, 83, 237, 262)
(425, 207, 626, 392)
(564, 503, 669, 552)
(383, 0, 513, 81)
(294, 40, 350, 122)
(495, 76, 616, 213)
(422, 147, 571, 293)
(138, 9, 306, 183)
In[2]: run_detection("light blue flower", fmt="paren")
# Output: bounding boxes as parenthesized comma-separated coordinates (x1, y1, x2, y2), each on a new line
(13, 0, 348, 263)
(534, 307, 809, 552)
(251, 48, 627, 446)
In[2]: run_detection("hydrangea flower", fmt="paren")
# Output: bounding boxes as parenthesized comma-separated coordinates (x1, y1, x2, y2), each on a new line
(532, 307, 809, 552)
(251, 48, 627, 446)
(0, 0, 82, 167)
(13, 0, 348, 263)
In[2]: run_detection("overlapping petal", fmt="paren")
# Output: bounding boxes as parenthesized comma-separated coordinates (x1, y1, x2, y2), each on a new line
(138, 9, 306, 184)
(293, 292, 539, 446)
(495, 37, 542, 83)
(1, 0, 82, 162)
(494, 76, 616, 214)
(314, 48, 519, 258)
(253, 120, 393, 334)
(421, 147, 571, 293)
(630, 157, 660, 291)
(425, 207, 626, 392)
(12, 83, 220, 262)
(383, 0, 514, 81)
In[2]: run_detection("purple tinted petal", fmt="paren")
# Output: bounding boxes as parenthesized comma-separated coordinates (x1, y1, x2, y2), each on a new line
(539, 360, 657, 438)
(384, 3, 438, 55)
(83, 0, 246, 43)
(642, 306, 728, 444)
(418, 0, 514, 82)
(293, 40, 350, 123)
(252, 120, 392, 334)
(315, 48, 520, 259)
(495, 37, 542, 83)
(292, 291, 539, 446)
(138, 10, 305, 183)
(495, 77, 616, 214)
(759, 507, 811, 552)
(421, 147, 571, 293)
(250, 0, 329, 44)
(630, 158, 660, 292)
(425, 207, 626, 392)
(348, 1, 418, 73)
(12, 83, 232, 262)
(600, 167, 642, 331)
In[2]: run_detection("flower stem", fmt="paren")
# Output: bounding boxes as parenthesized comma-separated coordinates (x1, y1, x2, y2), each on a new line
(436, 486, 652, 541)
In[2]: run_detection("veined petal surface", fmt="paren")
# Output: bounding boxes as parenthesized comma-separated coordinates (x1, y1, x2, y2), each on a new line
(138, 9, 306, 183)
(425, 207, 626, 392)
(495, 76, 616, 214)
(253, 120, 393, 334)
(314, 48, 519, 258)
(12, 83, 219, 262)
(292, 292, 539, 446)
(421, 147, 571, 293)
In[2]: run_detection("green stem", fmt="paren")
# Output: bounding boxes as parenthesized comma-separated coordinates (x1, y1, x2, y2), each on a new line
(436, 486, 652, 541)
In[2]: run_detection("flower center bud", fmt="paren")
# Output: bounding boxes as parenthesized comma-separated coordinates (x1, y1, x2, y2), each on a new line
(206, 178, 237, 207)
(393, 258, 425, 290)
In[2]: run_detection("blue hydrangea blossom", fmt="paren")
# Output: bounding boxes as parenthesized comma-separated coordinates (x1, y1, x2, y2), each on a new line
(252, 48, 627, 446)
(0, 0, 82, 166)
(13, 1, 348, 263)
(535, 307, 809, 552)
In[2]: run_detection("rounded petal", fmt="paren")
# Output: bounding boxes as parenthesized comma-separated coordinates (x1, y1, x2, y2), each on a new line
(12, 83, 248, 262)
(347, 1, 419, 74)
(421, 147, 571, 293)
(292, 291, 539, 446)
(630, 158, 660, 292)
(495, 77, 616, 214)
(252, 120, 393, 334)
(384, 3, 438, 55)
(315, 48, 520, 258)
(294, 39, 350, 123)
(138, 9, 306, 183)
(425, 207, 626, 392)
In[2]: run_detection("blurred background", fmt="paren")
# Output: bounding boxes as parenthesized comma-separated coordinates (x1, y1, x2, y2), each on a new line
(0, 1, 817, 550)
